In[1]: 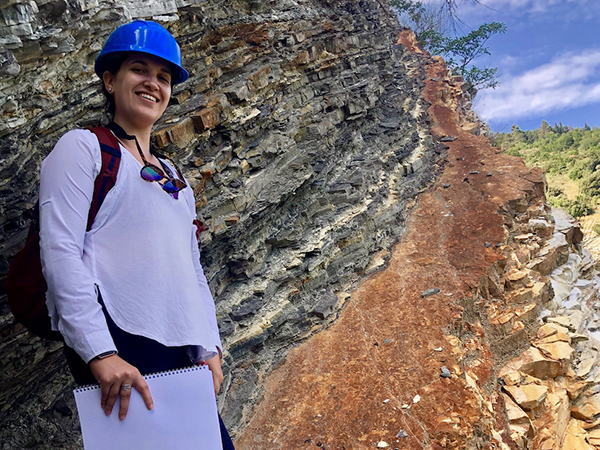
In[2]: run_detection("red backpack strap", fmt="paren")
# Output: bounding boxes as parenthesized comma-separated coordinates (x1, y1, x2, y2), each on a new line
(193, 219, 205, 247)
(87, 127, 121, 231)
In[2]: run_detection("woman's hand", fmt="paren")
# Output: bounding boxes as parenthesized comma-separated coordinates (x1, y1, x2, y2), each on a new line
(89, 354, 154, 420)
(204, 354, 224, 396)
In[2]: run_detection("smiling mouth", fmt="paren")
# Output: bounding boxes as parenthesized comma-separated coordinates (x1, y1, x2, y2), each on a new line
(138, 92, 159, 102)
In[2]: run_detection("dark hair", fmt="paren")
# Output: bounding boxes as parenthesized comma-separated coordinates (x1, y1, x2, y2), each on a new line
(99, 52, 132, 119)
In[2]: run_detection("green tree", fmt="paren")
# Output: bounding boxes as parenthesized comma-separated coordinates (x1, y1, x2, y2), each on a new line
(581, 171, 600, 198)
(540, 120, 552, 138)
(388, 0, 506, 95)
(510, 124, 525, 144)
(496, 123, 599, 219)
(553, 122, 569, 135)
(568, 196, 594, 218)
(390, 0, 444, 37)
(430, 21, 506, 92)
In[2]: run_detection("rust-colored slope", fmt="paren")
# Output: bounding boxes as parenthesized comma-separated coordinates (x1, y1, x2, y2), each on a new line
(235, 33, 545, 449)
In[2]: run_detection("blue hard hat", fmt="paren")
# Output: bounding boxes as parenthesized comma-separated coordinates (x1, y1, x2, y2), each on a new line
(95, 20, 189, 85)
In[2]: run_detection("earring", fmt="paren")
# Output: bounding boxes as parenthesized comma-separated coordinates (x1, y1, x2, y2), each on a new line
(108, 88, 112, 92)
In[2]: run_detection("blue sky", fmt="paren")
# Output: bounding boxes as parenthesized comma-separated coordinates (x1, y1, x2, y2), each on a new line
(409, 0, 600, 132)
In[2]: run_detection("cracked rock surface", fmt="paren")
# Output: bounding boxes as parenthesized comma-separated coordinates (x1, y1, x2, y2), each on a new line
(2, 2, 596, 449)
(234, 33, 558, 449)
(1, 1, 440, 447)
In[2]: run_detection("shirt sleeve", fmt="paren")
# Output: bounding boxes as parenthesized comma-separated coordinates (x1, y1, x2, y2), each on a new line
(39, 129, 117, 363)
(186, 187, 223, 358)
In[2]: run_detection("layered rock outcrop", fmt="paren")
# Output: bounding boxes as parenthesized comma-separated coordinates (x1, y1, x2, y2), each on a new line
(2, 0, 439, 447)
(2, 1, 599, 450)
(234, 40, 550, 449)
(235, 36, 600, 449)
(498, 209, 600, 449)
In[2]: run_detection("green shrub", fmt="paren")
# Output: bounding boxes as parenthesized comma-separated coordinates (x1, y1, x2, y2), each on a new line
(498, 123, 600, 219)
(581, 172, 600, 198)
(547, 186, 564, 198)
(548, 195, 569, 209)
(568, 169, 581, 180)
(567, 196, 594, 218)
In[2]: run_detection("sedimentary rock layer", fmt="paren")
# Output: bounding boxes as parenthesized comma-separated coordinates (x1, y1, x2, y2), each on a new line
(234, 34, 557, 449)
(1, 1, 440, 447)
(2, 2, 590, 449)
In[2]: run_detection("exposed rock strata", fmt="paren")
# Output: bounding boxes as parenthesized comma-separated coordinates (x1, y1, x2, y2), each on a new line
(234, 33, 594, 449)
(499, 209, 600, 450)
(2, 2, 598, 450)
(1, 0, 440, 447)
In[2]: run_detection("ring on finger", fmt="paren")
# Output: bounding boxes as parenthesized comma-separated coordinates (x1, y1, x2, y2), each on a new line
(121, 384, 132, 392)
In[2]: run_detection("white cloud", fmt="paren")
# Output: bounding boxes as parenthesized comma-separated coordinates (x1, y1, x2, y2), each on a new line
(474, 49, 600, 121)
(415, 0, 597, 22)
(497, 54, 521, 70)
(458, 0, 597, 17)
(464, 0, 586, 12)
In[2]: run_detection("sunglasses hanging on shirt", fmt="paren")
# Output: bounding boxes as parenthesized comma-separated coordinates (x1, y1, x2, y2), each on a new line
(105, 122, 187, 199)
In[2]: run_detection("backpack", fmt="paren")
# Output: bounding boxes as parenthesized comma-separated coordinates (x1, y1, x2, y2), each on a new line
(4, 127, 122, 340)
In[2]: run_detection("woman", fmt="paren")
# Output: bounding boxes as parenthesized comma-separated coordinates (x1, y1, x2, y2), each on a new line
(39, 20, 234, 449)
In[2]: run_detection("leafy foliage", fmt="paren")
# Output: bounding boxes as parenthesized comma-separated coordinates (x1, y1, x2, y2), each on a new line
(388, 0, 506, 95)
(494, 123, 600, 217)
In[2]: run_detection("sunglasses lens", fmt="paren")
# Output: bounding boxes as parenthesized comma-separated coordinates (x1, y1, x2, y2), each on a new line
(162, 179, 186, 193)
(141, 165, 164, 182)
(139, 158, 186, 199)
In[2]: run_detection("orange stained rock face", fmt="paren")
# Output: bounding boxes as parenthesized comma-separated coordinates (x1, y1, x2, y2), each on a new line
(235, 31, 545, 449)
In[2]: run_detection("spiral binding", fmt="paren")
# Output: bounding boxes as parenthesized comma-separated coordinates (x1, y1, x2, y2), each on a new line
(73, 365, 207, 393)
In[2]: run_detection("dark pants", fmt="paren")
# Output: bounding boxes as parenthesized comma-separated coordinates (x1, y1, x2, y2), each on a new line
(65, 299, 235, 450)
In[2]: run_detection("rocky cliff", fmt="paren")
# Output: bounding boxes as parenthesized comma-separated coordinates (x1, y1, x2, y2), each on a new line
(234, 37, 600, 449)
(1, 0, 438, 447)
(1, 1, 598, 449)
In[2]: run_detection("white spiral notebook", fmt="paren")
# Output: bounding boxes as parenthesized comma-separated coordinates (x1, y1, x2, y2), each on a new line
(73, 365, 223, 450)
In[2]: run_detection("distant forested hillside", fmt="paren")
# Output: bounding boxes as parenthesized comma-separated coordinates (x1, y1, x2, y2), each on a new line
(493, 122, 600, 218)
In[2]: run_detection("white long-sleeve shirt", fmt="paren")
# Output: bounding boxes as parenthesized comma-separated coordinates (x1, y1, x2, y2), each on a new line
(39, 129, 221, 363)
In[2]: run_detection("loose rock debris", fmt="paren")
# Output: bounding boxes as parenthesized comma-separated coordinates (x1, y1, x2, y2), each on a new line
(421, 288, 440, 298)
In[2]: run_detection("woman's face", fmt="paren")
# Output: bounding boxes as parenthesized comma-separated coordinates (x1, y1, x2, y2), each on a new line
(103, 53, 172, 129)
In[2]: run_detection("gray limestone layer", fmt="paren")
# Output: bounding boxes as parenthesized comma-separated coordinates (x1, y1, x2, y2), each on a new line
(0, 0, 443, 447)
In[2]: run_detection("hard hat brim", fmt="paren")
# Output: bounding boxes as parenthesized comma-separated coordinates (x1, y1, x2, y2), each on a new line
(95, 20, 189, 86)
(95, 50, 189, 85)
